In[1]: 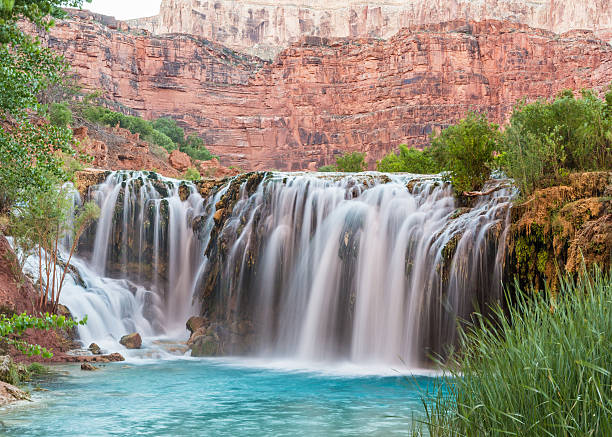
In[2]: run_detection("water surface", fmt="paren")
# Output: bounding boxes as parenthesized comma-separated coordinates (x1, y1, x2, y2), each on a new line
(2, 358, 436, 436)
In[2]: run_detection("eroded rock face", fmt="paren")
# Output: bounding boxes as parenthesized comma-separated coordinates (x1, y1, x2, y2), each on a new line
(508, 172, 612, 290)
(0, 381, 29, 406)
(47, 16, 612, 171)
(126, 0, 612, 60)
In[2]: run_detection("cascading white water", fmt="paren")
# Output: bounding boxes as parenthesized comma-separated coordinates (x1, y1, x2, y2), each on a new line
(44, 170, 512, 365)
(200, 172, 513, 366)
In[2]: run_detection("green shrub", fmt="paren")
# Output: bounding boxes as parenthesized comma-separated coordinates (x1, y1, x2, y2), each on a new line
(49, 102, 72, 127)
(180, 134, 214, 161)
(501, 88, 612, 196)
(430, 112, 499, 193)
(183, 167, 201, 181)
(335, 151, 367, 172)
(146, 129, 176, 152)
(153, 117, 184, 145)
(318, 165, 338, 172)
(376, 144, 441, 173)
(421, 268, 612, 437)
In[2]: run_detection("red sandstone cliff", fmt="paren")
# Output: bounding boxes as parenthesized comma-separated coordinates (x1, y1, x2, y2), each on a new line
(126, 0, 612, 60)
(47, 15, 612, 170)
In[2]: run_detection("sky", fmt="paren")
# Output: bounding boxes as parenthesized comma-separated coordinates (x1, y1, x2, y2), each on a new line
(86, 0, 162, 20)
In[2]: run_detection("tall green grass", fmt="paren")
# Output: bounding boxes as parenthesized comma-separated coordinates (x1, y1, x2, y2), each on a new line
(414, 268, 611, 436)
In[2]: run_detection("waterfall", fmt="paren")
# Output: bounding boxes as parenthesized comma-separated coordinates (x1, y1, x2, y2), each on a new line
(199, 172, 513, 366)
(55, 170, 512, 365)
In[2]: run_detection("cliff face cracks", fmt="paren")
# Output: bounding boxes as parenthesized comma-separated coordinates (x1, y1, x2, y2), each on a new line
(47, 14, 612, 171)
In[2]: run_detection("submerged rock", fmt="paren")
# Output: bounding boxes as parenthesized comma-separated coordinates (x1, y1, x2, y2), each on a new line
(88, 343, 102, 355)
(0, 381, 29, 406)
(190, 335, 222, 357)
(80, 363, 98, 371)
(119, 333, 142, 349)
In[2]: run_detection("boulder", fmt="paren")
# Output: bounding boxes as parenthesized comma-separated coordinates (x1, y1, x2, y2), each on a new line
(119, 333, 142, 349)
(0, 381, 29, 406)
(169, 150, 191, 172)
(80, 363, 98, 371)
(186, 316, 206, 334)
(88, 343, 102, 355)
(106, 353, 126, 362)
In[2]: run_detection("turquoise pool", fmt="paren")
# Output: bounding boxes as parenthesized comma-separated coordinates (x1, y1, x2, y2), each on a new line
(1, 358, 438, 436)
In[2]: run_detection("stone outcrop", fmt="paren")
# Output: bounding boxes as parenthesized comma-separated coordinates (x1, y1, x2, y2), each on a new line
(47, 16, 612, 171)
(72, 124, 181, 178)
(126, 0, 612, 60)
(0, 381, 29, 406)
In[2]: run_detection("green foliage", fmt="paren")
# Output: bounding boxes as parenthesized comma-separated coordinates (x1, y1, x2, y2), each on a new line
(180, 134, 214, 161)
(10, 184, 100, 312)
(83, 105, 187, 152)
(335, 152, 367, 172)
(420, 268, 612, 437)
(183, 167, 201, 181)
(0, 122, 74, 211)
(0, 0, 88, 212)
(500, 88, 612, 196)
(152, 117, 184, 145)
(146, 129, 176, 152)
(430, 112, 499, 193)
(318, 165, 338, 172)
(49, 102, 72, 127)
(0, 312, 86, 358)
(376, 144, 441, 173)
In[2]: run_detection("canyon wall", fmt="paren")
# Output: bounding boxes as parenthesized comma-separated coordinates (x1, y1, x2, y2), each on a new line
(48, 14, 612, 170)
(126, 0, 612, 59)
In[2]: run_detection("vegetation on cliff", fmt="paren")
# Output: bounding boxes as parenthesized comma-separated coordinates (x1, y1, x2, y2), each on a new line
(319, 151, 367, 172)
(378, 87, 612, 195)
(417, 267, 611, 437)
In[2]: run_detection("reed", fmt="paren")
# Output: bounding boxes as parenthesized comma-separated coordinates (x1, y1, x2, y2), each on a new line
(415, 267, 612, 436)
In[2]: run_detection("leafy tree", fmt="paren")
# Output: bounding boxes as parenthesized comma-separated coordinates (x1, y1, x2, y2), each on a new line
(10, 185, 100, 312)
(146, 129, 176, 152)
(0, 0, 89, 211)
(153, 117, 184, 145)
(430, 112, 499, 193)
(49, 102, 72, 127)
(0, 312, 86, 358)
(180, 133, 214, 161)
(376, 144, 441, 173)
(500, 87, 612, 195)
(335, 151, 367, 172)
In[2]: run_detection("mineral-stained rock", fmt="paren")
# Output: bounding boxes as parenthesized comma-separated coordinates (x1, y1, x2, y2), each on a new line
(507, 171, 612, 290)
(119, 333, 142, 349)
(186, 316, 206, 334)
(0, 381, 29, 406)
(190, 334, 222, 357)
(126, 0, 612, 60)
(88, 343, 102, 355)
(45, 17, 612, 172)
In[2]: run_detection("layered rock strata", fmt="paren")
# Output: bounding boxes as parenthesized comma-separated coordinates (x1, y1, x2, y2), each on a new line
(127, 0, 612, 59)
(48, 15, 612, 170)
